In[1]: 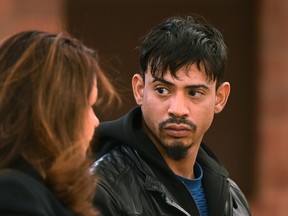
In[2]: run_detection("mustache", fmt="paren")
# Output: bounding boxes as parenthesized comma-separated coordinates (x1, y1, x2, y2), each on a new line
(159, 117, 197, 132)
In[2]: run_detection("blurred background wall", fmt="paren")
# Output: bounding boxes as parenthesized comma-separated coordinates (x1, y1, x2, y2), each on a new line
(0, 0, 287, 215)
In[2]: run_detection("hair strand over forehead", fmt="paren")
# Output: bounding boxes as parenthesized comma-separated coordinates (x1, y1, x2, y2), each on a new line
(138, 15, 227, 88)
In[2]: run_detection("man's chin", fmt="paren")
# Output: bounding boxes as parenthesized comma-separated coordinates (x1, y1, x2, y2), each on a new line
(163, 142, 191, 161)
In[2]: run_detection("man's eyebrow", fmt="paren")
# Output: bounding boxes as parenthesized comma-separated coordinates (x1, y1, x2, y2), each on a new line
(152, 77, 173, 86)
(152, 77, 209, 89)
(186, 84, 209, 89)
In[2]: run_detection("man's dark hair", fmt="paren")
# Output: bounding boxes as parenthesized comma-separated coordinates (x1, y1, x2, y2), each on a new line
(138, 15, 228, 88)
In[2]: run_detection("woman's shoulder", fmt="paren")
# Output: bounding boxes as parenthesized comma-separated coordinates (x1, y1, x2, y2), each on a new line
(0, 169, 75, 216)
(0, 168, 45, 194)
(0, 169, 49, 214)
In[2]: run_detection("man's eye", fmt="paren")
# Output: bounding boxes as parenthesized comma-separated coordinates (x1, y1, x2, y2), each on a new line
(189, 90, 197, 96)
(189, 90, 203, 97)
(155, 87, 169, 95)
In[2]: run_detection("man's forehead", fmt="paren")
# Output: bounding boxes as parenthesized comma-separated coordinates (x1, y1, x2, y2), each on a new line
(145, 66, 216, 86)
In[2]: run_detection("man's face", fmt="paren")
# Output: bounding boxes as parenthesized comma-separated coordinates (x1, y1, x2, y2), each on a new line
(132, 63, 230, 160)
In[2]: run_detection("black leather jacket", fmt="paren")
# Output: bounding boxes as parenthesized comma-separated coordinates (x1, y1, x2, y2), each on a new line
(91, 107, 252, 216)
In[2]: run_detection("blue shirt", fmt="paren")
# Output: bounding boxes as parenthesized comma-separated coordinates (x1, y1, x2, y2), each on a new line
(177, 162, 209, 216)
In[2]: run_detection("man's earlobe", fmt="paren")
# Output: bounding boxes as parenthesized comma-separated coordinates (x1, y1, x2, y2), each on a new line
(132, 74, 144, 105)
(215, 82, 230, 113)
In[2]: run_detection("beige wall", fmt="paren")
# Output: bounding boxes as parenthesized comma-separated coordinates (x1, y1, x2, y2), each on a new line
(0, 0, 63, 40)
(251, 0, 288, 215)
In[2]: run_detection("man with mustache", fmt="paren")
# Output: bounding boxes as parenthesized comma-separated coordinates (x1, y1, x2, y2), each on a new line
(91, 15, 252, 216)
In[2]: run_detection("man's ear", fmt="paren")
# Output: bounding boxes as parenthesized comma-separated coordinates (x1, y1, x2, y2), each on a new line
(132, 74, 144, 105)
(215, 82, 230, 114)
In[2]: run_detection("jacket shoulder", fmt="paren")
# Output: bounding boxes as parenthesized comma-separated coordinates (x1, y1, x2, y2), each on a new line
(91, 145, 137, 183)
(91, 145, 145, 215)
(226, 178, 252, 216)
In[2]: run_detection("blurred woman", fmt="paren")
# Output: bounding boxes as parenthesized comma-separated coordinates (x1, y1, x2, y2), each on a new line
(0, 30, 118, 216)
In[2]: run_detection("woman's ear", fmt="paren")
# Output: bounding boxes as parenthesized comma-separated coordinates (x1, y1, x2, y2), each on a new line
(132, 74, 144, 105)
(215, 82, 230, 114)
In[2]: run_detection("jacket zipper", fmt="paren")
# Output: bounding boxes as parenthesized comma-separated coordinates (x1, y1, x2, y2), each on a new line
(162, 194, 191, 216)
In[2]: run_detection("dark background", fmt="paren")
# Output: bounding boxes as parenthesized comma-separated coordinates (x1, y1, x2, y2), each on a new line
(64, 0, 258, 198)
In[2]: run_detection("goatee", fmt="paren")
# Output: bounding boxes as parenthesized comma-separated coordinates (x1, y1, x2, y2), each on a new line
(166, 143, 191, 160)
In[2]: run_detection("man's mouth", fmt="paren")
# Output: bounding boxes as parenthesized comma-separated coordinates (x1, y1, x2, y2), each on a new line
(164, 124, 191, 138)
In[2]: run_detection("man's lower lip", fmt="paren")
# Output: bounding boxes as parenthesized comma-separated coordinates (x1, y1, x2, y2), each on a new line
(165, 129, 190, 137)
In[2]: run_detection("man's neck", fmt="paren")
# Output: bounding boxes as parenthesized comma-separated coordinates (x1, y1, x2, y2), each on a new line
(141, 118, 201, 179)
(161, 144, 200, 179)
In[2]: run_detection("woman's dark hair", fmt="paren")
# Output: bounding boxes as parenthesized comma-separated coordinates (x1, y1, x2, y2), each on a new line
(0, 30, 118, 216)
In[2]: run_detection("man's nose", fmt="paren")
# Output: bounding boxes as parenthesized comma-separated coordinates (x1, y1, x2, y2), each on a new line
(167, 93, 189, 118)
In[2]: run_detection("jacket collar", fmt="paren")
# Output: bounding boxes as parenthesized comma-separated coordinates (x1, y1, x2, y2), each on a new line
(95, 106, 228, 177)
(197, 146, 229, 215)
